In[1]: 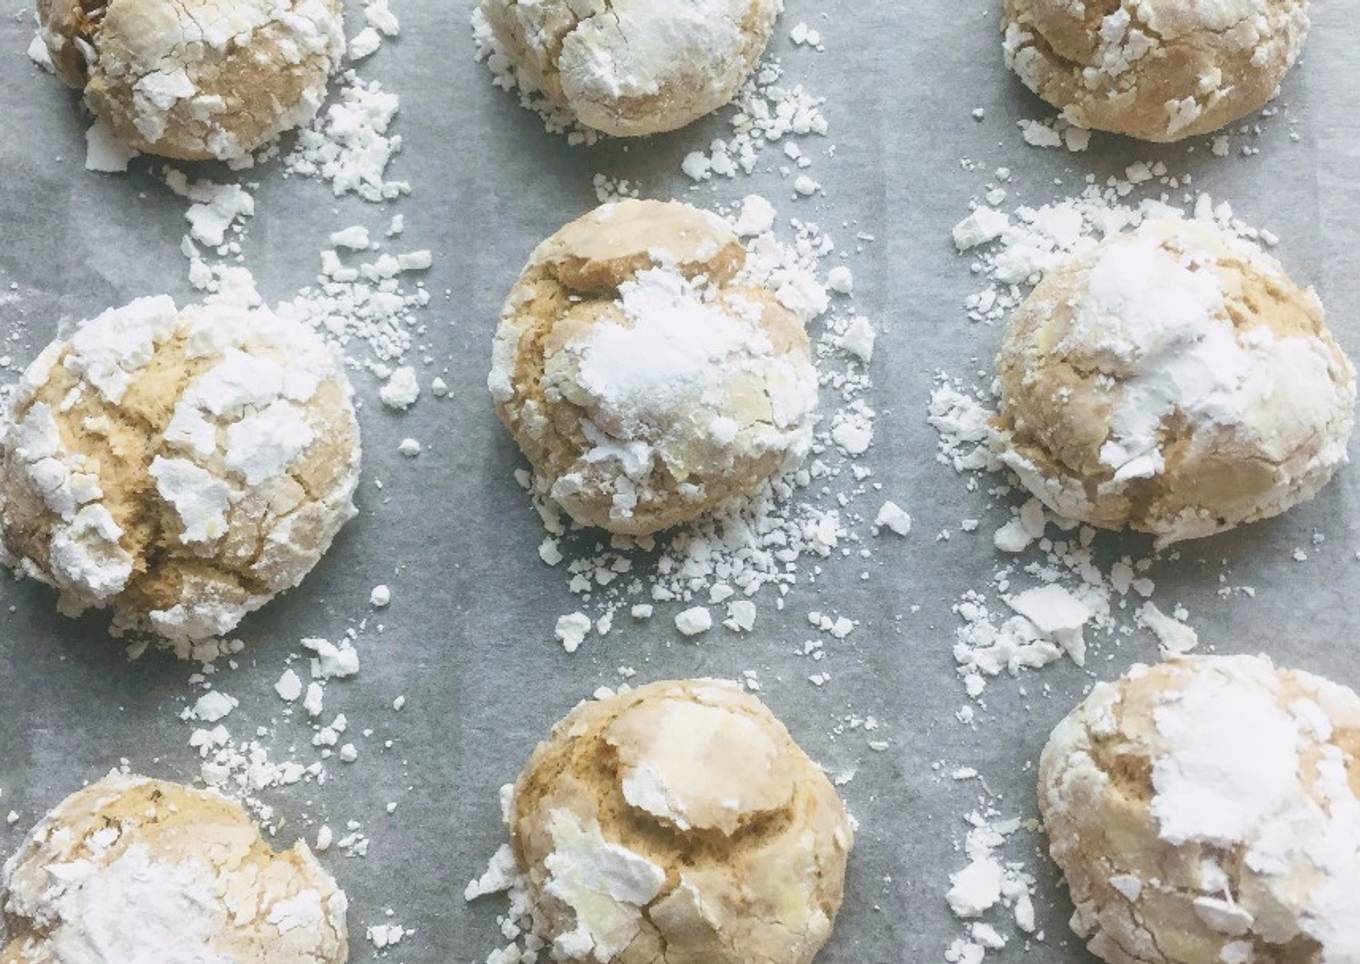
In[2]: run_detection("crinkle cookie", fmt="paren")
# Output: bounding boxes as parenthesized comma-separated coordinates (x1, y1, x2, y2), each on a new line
(37, 0, 345, 160)
(1, 774, 349, 964)
(1002, 0, 1310, 142)
(0, 295, 360, 642)
(479, 0, 781, 136)
(510, 679, 854, 964)
(1040, 654, 1360, 964)
(489, 199, 819, 536)
(993, 217, 1354, 547)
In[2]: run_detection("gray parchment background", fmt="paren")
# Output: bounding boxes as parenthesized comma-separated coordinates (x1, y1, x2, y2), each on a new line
(1, 2, 1358, 961)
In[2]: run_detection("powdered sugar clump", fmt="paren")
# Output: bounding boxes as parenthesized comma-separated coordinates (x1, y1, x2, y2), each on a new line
(679, 60, 829, 184)
(284, 72, 409, 202)
(942, 803, 1041, 964)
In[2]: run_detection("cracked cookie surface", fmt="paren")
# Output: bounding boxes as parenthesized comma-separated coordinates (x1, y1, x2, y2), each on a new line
(489, 199, 819, 537)
(479, 0, 781, 136)
(510, 678, 853, 964)
(0, 295, 361, 642)
(1, 773, 349, 964)
(993, 217, 1354, 547)
(1040, 654, 1360, 964)
(1002, 0, 1309, 141)
(38, 0, 345, 160)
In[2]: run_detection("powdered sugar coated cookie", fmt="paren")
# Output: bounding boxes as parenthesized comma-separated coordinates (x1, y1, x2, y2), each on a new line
(479, 0, 781, 136)
(0, 296, 361, 641)
(490, 199, 818, 536)
(993, 217, 1354, 546)
(1040, 654, 1360, 964)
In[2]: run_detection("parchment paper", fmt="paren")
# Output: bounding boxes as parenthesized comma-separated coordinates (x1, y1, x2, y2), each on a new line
(1, 1, 1358, 961)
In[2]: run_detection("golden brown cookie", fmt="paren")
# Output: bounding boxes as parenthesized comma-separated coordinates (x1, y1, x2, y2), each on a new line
(1002, 0, 1310, 142)
(510, 679, 854, 963)
(37, 0, 345, 160)
(1040, 654, 1360, 964)
(489, 200, 819, 536)
(479, 0, 780, 136)
(2, 774, 348, 963)
(0, 296, 361, 641)
(994, 217, 1354, 546)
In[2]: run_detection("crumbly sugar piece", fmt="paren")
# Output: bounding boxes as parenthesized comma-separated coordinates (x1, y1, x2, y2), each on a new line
(1040, 655, 1360, 964)
(0, 774, 348, 963)
(166, 172, 257, 251)
(874, 500, 911, 536)
(39, 0, 346, 161)
(673, 606, 712, 636)
(26, 29, 53, 71)
(503, 679, 854, 963)
(379, 366, 421, 410)
(927, 375, 1177, 707)
(942, 805, 1039, 962)
(83, 116, 139, 173)
(1137, 601, 1199, 654)
(678, 58, 829, 182)
(0, 296, 361, 642)
(348, 25, 382, 60)
(184, 631, 370, 816)
(1002, 0, 1311, 141)
(283, 71, 410, 201)
(273, 247, 432, 367)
